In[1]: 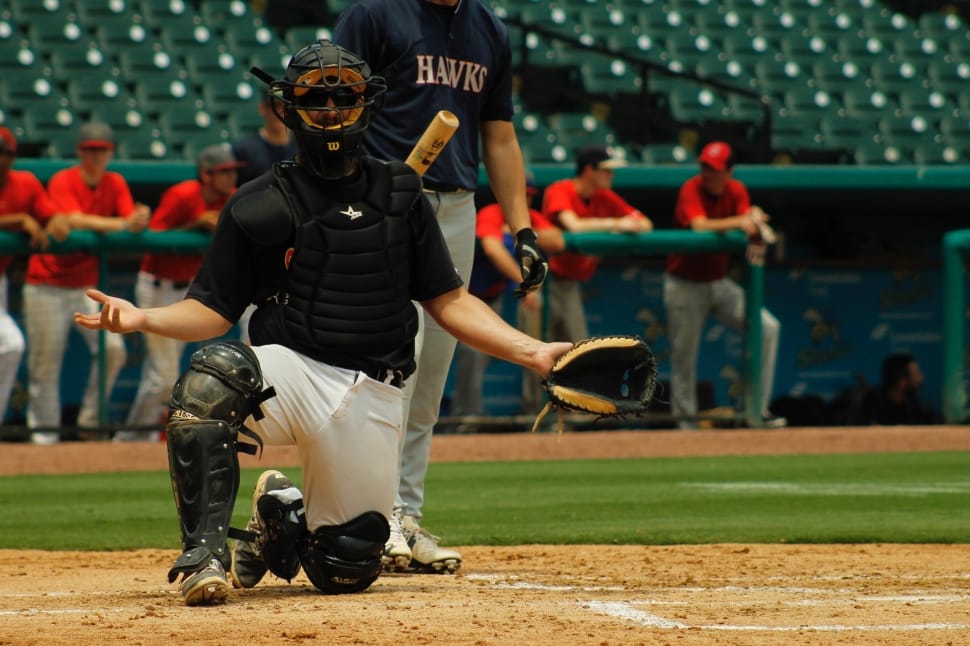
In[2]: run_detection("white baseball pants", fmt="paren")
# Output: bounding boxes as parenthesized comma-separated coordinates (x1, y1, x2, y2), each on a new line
(117, 271, 187, 442)
(0, 275, 25, 422)
(247, 344, 403, 531)
(663, 272, 780, 429)
(23, 283, 126, 442)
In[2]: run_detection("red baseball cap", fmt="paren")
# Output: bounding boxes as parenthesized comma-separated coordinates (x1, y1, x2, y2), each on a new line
(197, 144, 246, 172)
(77, 121, 115, 149)
(0, 127, 17, 155)
(698, 141, 734, 171)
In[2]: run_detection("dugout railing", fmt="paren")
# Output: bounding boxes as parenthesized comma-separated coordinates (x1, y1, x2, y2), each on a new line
(942, 228, 970, 424)
(0, 228, 767, 437)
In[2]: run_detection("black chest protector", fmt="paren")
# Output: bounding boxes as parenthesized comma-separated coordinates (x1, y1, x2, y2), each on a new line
(231, 158, 422, 370)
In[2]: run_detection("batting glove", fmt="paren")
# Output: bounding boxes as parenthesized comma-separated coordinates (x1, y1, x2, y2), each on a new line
(514, 227, 548, 297)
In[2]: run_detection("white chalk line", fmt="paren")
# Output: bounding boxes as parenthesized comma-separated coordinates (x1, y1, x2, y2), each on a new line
(678, 481, 970, 496)
(583, 600, 970, 632)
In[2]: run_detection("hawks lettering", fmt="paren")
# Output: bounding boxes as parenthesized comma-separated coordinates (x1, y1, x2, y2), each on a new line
(415, 54, 487, 93)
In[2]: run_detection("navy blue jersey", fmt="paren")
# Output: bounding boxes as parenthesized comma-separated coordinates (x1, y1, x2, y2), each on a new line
(231, 133, 297, 187)
(333, 0, 514, 191)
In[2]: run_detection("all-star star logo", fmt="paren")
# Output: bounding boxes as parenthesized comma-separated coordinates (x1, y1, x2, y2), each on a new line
(340, 205, 363, 220)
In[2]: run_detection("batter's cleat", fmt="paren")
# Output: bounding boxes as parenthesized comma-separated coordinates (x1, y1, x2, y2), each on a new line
(230, 469, 302, 589)
(181, 558, 229, 606)
(402, 515, 461, 574)
(382, 507, 413, 572)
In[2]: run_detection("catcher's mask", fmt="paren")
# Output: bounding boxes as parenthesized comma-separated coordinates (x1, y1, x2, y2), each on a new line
(261, 39, 387, 179)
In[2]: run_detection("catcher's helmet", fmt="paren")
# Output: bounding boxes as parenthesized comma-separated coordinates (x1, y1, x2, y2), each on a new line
(268, 40, 386, 178)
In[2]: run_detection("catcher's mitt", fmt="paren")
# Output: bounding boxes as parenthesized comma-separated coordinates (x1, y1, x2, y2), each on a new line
(532, 335, 658, 435)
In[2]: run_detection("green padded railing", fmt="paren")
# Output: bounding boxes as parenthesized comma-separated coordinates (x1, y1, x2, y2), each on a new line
(561, 229, 766, 427)
(942, 229, 970, 424)
(0, 230, 213, 427)
(0, 228, 770, 428)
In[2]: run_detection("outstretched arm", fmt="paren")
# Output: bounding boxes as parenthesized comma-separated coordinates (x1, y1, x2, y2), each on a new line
(421, 287, 572, 378)
(74, 289, 234, 341)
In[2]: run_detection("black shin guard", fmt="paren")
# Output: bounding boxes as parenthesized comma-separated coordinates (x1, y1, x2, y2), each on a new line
(166, 419, 240, 582)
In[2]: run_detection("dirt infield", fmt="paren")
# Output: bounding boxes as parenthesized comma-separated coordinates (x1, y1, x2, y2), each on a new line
(2, 426, 970, 645)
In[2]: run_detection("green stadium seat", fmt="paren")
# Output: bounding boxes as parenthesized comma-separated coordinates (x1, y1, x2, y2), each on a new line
(805, 9, 856, 40)
(25, 15, 86, 49)
(94, 14, 151, 50)
(88, 104, 152, 134)
(197, 0, 253, 25)
(74, 0, 134, 24)
(810, 60, 863, 96)
(603, 35, 664, 79)
(223, 18, 285, 58)
(938, 115, 970, 154)
(132, 69, 202, 116)
(663, 32, 717, 69)
(578, 5, 631, 36)
(115, 126, 170, 161)
(246, 49, 291, 79)
(640, 142, 696, 165)
(726, 94, 768, 122)
(819, 115, 879, 150)
(860, 9, 917, 41)
(833, 32, 890, 64)
(770, 114, 823, 152)
(0, 39, 41, 71)
(896, 87, 956, 120)
(867, 61, 928, 97)
(852, 140, 908, 165)
(8, 0, 73, 24)
(916, 11, 969, 40)
(21, 96, 76, 134)
(667, 86, 731, 123)
(778, 34, 834, 67)
(0, 66, 59, 104)
(695, 59, 757, 92)
(48, 41, 113, 77)
(912, 141, 963, 165)
(158, 20, 214, 50)
(782, 86, 840, 120)
(927, 60, 970, 100)
(183, 43, 242, 78)
(198, 71, 260, 116)
(64, 68, 131, 111)
(226, 108, 263, 139)
(877, 114, 934, 153)
(753, 59, 807, 97)
(118, 44, 176, 81)
(285, 26, 334, 54)
(579, 58, 643, 96)
(892, 36, 946, 69)
(841, 88, 896, 120)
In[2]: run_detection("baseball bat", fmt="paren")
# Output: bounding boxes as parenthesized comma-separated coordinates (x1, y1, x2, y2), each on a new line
(404, 110, 460, 176)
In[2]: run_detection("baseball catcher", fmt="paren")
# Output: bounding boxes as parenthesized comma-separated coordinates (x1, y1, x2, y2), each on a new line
(533, 335, 658, 435)
(73, 39, 573, 606)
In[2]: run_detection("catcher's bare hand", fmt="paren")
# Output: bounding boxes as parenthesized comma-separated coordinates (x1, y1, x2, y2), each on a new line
(73, 289, 146, 333)
(534, 341, 574, 378)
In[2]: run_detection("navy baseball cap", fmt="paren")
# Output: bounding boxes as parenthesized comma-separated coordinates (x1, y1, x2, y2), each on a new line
(575, 145, 627, 175)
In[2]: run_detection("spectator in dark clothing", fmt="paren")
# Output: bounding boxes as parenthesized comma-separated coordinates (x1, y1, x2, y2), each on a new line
(858, 353, 941, 425)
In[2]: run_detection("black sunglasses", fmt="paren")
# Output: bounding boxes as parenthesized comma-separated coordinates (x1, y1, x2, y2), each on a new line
(296, 87, 362, 110)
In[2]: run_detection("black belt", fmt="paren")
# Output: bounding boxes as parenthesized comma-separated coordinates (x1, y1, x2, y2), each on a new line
(422, 179, 469, 193)
(152, 278, 191, 289)
(364, 367, 405, 388)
